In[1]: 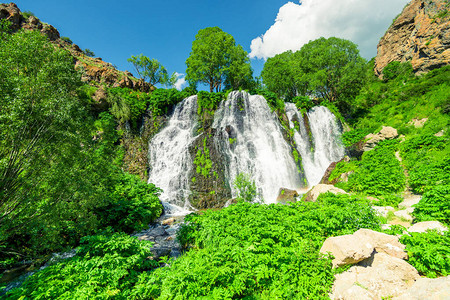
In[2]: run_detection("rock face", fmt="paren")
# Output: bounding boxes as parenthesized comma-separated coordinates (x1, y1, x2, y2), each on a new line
(276, 188, 299, 204)
(0, 3, 151, 92)
(393, 276, 450, 300)
(303, 184, 347, 202)
(374, 0, 450, 77)
(363, 126, 398, 151)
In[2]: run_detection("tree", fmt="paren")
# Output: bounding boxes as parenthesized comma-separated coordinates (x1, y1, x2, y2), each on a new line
(127, 54, 171, 87)
(295, 37, 366, 104)
(186, 27, 253, 92)
(261, 50, 299, 100)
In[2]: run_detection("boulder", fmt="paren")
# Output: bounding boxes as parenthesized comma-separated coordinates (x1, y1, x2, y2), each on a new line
(363, 126, 398, 151)
(331, 252, 420, 299)
(398, 195, 421, 209)
(394, 209, 414, 222)
(303, 184, 347, 202)
(353, 229, 407, 260)
(320, 229, 407, 268)
(276, 188, 299, 204)
(392, 276, 450, 300)
(407, 221, 448, 233)
(408, 118, 428, 128)
(319, 157, 350, 184)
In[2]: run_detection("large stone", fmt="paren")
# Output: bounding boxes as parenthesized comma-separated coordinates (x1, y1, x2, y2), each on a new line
(320, 229, 407, 268)
(407, 221, 448, 233)
(303, 184, 347, 202)
(320, 157, 350, 184)
(363, 126, 398, 151)
(393, 276, 450, 300)
(276, 188, 299, 204)
(331, 252, 420, 299)
(320, 233, 374, 268)
(353, 229, 407, 259)
(398, 194, 421, 209)
(394, 209, 414, 222)
(374, 0, 450, 77)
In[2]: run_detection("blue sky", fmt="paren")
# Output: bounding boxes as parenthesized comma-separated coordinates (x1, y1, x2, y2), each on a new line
(12, 0, 409, 90)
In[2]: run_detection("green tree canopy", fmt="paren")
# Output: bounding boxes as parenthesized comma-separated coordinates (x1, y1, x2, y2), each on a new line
(186, 27, 253, 92)
(127, 54, 171, 87)
(261, 37, 366, 108)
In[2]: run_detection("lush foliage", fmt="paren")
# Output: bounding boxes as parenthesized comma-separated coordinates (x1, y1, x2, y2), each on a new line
(127, 54, 174, 87)
(336, 140, 405, 196)
(261, 37, 366, 110)
(400, 230, 450, 278)
(7, 233, 159, 299)
(400, 134, 449, 194)
(412, 185, 450, 225)
(233, 173, 260, 203)
(186, 27, 253, 92)
(145, 193, 380, 299)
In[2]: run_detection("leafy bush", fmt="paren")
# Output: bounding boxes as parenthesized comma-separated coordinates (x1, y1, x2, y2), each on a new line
(340, 140, 405, 196)
(400, 134, 449, 193)
(233, 173, 260, 203)
(134, 193, 380, 299)
(412, 185, 450, 225)
(83, 48, 95, 57)
(340, 128, 369, 147)
(7, 232, 159, 299)
(400, 230, 450, 278)
(60, 36, 73, 44)
(97, 172, 163, 233)
(382, 61, 413, 82)
(293, 95, 315, 111)
(197, 91, 224, 116)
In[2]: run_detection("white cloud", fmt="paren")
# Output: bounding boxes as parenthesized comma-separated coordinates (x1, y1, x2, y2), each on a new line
(174, 72, 187, 90)
(249, 0, 410, 60)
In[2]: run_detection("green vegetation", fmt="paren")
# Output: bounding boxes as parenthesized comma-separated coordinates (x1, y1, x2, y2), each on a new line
(194, 137, 213, 178)
(400, 230, 450, 278)
(60, 36, 73, 44)
(412, 185, 450, 225)
(6, 232, 159, 299)
(186, 27, 253, 92)
(83, 48, 95, 57)
(233, 173, 260, 203)
(127, 54, 175, 87)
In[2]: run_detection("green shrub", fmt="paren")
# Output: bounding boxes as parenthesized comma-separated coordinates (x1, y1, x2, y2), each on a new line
(7, 232, 159, 299)
(400, 230, 450, 278)
(97, 172, 163, 233)
(344, 140, 405, 196)
(340, 128, 369, 147)
(233, 173, 260, 203)
(412, 185, 450, 225)
(60, 36, 73, 44)
(293, 95, 315, 111)
(382, 61, 413, 82)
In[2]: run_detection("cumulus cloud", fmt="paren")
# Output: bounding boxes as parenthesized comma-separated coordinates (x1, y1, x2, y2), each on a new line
(174, 72, 187, 90)
(250, 0, 409, 60)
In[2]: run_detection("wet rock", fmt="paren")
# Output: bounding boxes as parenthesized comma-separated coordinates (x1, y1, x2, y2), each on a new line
(276, 188, 299, 204)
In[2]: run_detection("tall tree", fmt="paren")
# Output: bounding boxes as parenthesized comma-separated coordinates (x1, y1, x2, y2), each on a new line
(186, 27, 253, 92)
(127, 54, 171, 87)
(295, 37, 366, 104)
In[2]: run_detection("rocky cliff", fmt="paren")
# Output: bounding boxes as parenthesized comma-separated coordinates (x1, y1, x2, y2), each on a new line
(374, 0, 450, 77)
(0, 3, 151, 92)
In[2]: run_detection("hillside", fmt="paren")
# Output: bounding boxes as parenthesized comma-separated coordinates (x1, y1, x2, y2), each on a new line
(1, 0, 449, 299)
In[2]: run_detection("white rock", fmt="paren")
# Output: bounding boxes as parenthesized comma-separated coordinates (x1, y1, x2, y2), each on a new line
(393, 276, 450, 300)
(407, 221, 448, 233)
(303, 184, 347, 202)
(331, 252, 419, 299)
(394, 209, 413, 221)
(354, 229, 407, 259)
(398, 195, 421, 209)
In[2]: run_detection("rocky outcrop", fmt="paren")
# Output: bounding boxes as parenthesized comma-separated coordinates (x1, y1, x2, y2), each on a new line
(393, 276, 450, 300)
(363, 126, 398, 151)
(303, 184, 347, 202)
(0, 3, 151, 92)
(276, 188, 299, 204)
(374, 0, 450, 77)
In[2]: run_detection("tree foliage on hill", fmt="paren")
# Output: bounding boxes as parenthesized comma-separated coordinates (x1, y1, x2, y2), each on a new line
(128, 54, 175, 87)
(261, 37, 366, 110)
(186, 27, 253, 92)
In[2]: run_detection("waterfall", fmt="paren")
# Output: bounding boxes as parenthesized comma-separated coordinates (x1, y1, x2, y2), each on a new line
(285, 103, 345, 186)
(213, 91, 302, 203)
(148, 95, 199, 215)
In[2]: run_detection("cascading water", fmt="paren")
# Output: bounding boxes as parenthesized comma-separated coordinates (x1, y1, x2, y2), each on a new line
(285, 103, 345, 186)
(213, 91, 302, 203)
(148, 95, 199, 214)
